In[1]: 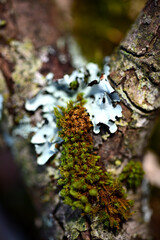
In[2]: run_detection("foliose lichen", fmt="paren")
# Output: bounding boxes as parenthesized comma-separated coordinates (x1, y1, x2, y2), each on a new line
(54, 94, 133, 230)
(119, 160, 144, 190)
(24, 62, 122, 165)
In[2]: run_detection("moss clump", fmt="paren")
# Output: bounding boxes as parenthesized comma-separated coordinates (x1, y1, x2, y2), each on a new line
(54, 94, 133, 230)
(119, 160, 144, 190)
(70, 80, 79, 90)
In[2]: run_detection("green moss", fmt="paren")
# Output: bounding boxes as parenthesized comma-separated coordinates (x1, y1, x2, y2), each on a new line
(89, 189, 98, 197)
(84, 204, 92, 213)
(54, 95, 133, 230)
(119, 160, 144, 190)
(80, 196, 88, 203)
(70, 80, 79, 90)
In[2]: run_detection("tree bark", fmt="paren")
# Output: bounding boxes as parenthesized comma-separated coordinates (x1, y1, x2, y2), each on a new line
(0, 0, 160, 239)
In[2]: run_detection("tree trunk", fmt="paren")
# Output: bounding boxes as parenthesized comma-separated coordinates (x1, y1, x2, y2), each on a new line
(0, 0, 160, 239)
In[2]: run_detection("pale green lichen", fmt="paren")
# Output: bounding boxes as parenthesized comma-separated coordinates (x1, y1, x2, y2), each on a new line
(1, 40, 42, 90)
(0, 40, 45, 122)
(10, 40, 42, 85)
(66, 216, 88, 240)
(116, 118, 128, 127)
(116, 85, 149, 116)
(130, 112, 149, 128)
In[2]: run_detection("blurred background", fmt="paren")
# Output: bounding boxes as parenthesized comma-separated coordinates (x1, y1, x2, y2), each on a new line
(0, 0, 160, 239)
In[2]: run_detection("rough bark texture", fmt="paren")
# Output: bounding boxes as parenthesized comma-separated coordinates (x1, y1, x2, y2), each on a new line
(0, 0, 160, 240)
(100, 0, 160, 169)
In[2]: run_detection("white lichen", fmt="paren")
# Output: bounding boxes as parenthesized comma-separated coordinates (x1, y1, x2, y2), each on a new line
(13, 116, 38, 139)
(16, 62, 122, 165)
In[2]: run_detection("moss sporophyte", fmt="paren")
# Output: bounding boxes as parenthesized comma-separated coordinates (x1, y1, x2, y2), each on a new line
(54, 94, 133, 230)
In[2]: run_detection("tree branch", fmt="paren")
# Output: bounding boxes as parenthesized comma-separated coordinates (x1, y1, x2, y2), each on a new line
(0, 0, 159, 240)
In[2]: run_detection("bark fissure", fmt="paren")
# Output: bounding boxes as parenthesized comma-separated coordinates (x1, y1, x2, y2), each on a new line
(122, 89, 157, 114)
(119, 47, 160, 75)
(119, 46, 146, 58)
(118, 48, 160, 86)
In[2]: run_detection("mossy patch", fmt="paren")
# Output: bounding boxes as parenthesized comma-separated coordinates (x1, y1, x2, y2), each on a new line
(119, 160, 144, 190)
(54, 94, 133, 230)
